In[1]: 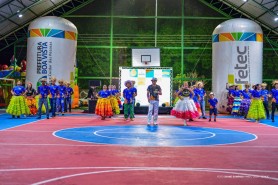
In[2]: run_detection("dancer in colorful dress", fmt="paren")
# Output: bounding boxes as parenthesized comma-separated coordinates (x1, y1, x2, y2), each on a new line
(65, 82, 74, 113)
(56, 80, 67, 116)
(25, 82, 37, 115)
(147, 77, 162, 125)
(110, 85, 120, 115)
(226, 83, 235, 114)
(208, 92, 218, 122)
(95, 85, 113, 120)
(37, 78, 50, 119)
(171, 81, 199, 126)
(191, 85, 201, 115)
(195, 81, 207, 119)
(231, 85, 242, 116)
(239, 83, 252, 119)
(6, 81, 30, 118)
(261, 82, 270, 119)
(49, 77, 58, 117)
(123, 80, 135, 121)
(247, 84, 266, 122)
(113, 85, 122, 109)
(270, 80, 278, 122)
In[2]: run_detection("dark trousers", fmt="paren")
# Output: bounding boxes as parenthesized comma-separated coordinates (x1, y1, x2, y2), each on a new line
(263, 101, 269, 119)
(271, 102, 278, 121)
(49, 98, 57, 116)
(37, 97, 49, 118)
(65, 97, 72, 112)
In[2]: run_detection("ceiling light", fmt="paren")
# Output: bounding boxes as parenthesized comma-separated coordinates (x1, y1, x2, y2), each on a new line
(243, 0, 247, 2)
(18, 14, 23, 18)
(275, 18, 278, 21)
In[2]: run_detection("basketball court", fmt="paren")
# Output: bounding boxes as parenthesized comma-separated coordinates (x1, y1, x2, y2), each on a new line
(0, 111, 277, 185)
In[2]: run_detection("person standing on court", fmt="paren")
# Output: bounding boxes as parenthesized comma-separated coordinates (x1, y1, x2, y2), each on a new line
(37, 78, 50, 119)
(270, 80, 278, 122)
(49, 77, 58, 117)
(195, 81, 207, 119)
(123, 80, 135, 121)
(147, 77, 162, 126)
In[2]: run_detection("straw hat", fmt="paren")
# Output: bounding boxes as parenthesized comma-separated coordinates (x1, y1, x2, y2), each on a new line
(124, 80, 132, 86)
(40, 78, 47, 82)
(244, 83, 250, 87)
(261, 82, 267, 87)
(50, 76, 56, 81)
(272, 80, 278, 86)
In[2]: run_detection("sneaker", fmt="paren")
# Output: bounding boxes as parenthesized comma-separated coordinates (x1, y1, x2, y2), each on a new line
(189, 119, 193, 121)
(202, 116, 207, 119)
(17, 116, 20, 118)
(154, 122, 158, 126)
(124, 118, 128, 121)
(62, 112, 64, 116)
(12, 115, 15, 118)
(184, 120, 187, 126)
(47, 117, 49, 119)
(130, 118, 134, 121)
(272, 119, 274, 122)
(214, 119, 216, 122)
(209, 119, 211, 122)
(37, 117, 41, 119)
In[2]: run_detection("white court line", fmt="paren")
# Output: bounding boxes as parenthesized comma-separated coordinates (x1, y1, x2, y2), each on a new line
(0, 143, 278, 148)
(29, 167, 278, 184)
(93, 128, 216, 141)
(52, 125, 258, 147)
(258, 122, 278, 129)
(3, 130, 277, 137)
(1, 166, 278, 173)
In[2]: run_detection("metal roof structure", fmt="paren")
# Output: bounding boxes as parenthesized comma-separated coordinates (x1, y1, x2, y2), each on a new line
(0, 0, 95, 51)
(0, 0, 278, 52)
(199, 0, 278, 43)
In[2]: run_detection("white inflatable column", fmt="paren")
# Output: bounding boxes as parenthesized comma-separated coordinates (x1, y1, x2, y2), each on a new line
(212, 18, 263, 113)
(26, 16, 78, 87)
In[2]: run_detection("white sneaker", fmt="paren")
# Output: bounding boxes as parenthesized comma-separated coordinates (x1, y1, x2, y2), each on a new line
(147, 122, 151, 126)
(154, 122, 158, 126)
(184, 120, 187, 126)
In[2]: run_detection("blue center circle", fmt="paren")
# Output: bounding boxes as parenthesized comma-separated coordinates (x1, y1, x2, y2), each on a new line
(53, 125, 257, 147)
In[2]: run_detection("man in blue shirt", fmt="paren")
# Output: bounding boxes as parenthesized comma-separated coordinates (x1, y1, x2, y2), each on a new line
(130, 80, 137, 107)
(196, 81, 207, 119)
(65, 81, 74, 113)
(37, 78, 50, 119)
(208, 92, 218, 122)
(49, 77, 58, 117)
(271, 80, 278, 122)
(123, 80, 135, 121)
(57, 80, 67, 115)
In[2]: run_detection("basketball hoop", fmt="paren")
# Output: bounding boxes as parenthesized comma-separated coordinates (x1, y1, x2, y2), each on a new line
(144, 61, 148, 65)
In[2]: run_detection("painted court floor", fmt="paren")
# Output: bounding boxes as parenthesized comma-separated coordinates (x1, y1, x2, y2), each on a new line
(0, 112, 277, 185)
